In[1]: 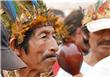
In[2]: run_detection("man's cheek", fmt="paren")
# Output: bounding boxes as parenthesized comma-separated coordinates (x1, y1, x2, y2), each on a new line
(35, 41, 46, 48)
(35, 43, 46, 53)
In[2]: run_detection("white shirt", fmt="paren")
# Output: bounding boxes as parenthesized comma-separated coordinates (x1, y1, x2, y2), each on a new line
(83, 56, 110, 77)
(80, 61, 92, 75)
(56, 61, 92, 77)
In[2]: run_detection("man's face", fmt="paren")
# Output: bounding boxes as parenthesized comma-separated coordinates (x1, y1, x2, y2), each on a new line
(20, 26, 58, 73)
(89, 29, 110, 56)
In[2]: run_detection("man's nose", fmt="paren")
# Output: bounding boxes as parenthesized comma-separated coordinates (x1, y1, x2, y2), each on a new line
(48, 37, 59, 52)
(102, 30, 110, 40)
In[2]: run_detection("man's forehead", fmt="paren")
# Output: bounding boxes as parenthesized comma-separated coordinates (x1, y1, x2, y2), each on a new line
(95, 29, 110, 32)
(34, 26, 54, 34)
(94, 28, 110, 34)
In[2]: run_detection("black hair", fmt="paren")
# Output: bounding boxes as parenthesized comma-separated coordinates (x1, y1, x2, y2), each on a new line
(20, 28, 34, 54)
(14, 28, 34, 54)
(64, 9, 84, 36)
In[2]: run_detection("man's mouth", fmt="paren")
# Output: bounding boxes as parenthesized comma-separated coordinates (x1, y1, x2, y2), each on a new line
(43, 54, 57, 61)
(99, 43, 110, 46)
(98, 40, 110, 46)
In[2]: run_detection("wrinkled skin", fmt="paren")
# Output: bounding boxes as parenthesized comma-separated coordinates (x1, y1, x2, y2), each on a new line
(89, 29, 110, 56)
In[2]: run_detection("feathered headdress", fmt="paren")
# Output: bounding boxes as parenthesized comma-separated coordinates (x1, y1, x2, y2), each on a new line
(1, 0, 68, 45)
(82, 0, 110, 25)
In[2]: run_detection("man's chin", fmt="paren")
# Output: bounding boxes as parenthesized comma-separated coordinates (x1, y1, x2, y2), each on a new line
(41, 57, 56, 72)
(42, 65, 53, 73)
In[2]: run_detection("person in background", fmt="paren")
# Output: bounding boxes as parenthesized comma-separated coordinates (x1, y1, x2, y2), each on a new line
(51, 9, 65, 19)
(63, 8, 89, 55)
(1, 22, 27, 77)
(55, 8, 89, 77)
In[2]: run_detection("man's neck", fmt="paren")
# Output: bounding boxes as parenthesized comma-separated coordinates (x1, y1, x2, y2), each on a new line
(17, 67, 40, 77)
(84, 51, 108, 66)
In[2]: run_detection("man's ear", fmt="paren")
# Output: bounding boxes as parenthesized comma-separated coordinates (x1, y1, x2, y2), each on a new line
(10, 37, 21, 57)
(10, 37, 16, 50)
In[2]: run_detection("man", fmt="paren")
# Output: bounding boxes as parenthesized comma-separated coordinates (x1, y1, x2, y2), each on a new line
(81, 0, 110, 76)
(1, 1, 62, 77)
(63, 8, 89, 55)
(55, 9, 89, 77)
(10, 20, 58, 77)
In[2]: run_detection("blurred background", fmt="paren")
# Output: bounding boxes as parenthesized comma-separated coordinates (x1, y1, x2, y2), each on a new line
(43, 0, 97, 17)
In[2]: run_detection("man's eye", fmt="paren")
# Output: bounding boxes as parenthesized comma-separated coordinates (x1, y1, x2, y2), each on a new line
(42, 35, 47, 38)
(39, 33, 47, 39)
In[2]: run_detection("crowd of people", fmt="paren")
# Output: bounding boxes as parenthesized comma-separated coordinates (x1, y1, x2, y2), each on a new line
(1, 0, 110, 77)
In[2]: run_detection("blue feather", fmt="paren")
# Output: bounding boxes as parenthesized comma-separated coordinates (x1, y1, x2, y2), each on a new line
(31, 0, 38, 6)
(95, 0, 103, 11)
(3, 1, 16, 22)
